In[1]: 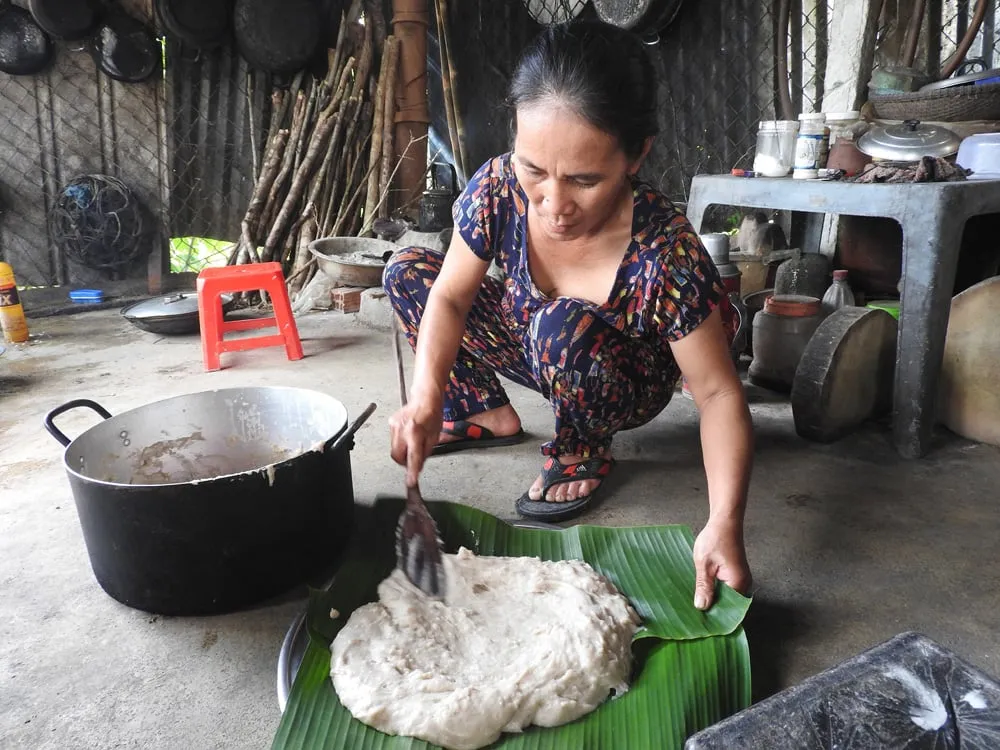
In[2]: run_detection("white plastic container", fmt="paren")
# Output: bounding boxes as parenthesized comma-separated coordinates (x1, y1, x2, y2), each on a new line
(957, 133, 1000, 180)
(824, 111, 862, 145)
(753, 120, 799, 177)
(793, 113, 828, 179)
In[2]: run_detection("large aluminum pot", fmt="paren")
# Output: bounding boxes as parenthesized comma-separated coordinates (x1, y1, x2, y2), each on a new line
(44, 387, 375, 616)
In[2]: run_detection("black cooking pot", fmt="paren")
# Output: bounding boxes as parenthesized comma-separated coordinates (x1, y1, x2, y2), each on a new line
(0, 0, 53, 76)
(87, 8, 160, 83)
(29, 0, 103, 41)
(155, 0, 232, 50)
(234, 0, 321, 74)
(44, 389, 375, 615)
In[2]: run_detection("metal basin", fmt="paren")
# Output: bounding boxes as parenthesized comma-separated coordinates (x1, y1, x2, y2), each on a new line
(309, 236, 397, 288)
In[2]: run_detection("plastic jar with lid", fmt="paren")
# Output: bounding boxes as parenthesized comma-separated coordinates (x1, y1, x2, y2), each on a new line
(793, 113, 829, 179)
(748, 294, 823, 391)
(824, 111, 862, 145)
(753, 120, 799, 177)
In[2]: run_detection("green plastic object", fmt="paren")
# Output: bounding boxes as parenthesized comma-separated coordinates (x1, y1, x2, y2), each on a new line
(866, 300, 901, 320)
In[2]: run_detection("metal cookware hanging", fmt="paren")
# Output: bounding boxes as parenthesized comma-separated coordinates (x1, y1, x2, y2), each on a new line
(155, 0, 233, 50)
(44, 389, 376, 615)
(593, 0, 685, 36)
(234, 0, 322, 74)
(522, 0, 588, 26)
(86, 8, 160, 83)
(0, 0, 53, 76)
(28, 0, 102, 41)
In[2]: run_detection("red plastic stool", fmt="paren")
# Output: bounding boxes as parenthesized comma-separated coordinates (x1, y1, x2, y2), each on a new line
(196, 262, 304, 371)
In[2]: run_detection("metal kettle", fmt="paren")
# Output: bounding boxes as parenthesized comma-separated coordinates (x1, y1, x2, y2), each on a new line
(418, 162, 458, 232)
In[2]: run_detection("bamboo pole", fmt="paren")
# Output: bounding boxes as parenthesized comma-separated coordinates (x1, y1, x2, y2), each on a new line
(233, 128, 289, 265)
(378, 37, 401, 219)
(436, 0, 467, 179)
(262, 109, 342, 260)
(433, 0, 463, 178)
(363, 37, 392, 234)
(392, 0, 429, 218)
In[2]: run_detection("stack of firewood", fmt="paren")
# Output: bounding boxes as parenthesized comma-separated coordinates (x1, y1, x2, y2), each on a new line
(229, 7, 407, 297)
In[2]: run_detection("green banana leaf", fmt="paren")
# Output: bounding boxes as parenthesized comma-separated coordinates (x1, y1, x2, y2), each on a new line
(274, 498, 752, 750)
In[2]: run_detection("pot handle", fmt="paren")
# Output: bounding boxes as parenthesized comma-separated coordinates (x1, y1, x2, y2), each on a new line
(44, 399, 113, 447)
(326, 402, 377, 454)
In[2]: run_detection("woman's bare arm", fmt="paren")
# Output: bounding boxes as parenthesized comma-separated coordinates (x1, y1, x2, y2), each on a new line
(670, 307, 754, 608)
(391, 234, 490, 484)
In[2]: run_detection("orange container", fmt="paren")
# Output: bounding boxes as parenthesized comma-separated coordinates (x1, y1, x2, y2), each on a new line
(0, 262, 29, 343)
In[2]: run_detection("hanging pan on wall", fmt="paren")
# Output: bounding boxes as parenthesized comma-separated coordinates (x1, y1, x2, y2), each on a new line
(155, 0, 233, 51)
(522, 0, 588, 26)
(28, 0, 103, 41)
(0, 0, 54, 75)
(593, 0, 685, 41)
(233, 0, 322, 75)
(87, 7, 160, 83)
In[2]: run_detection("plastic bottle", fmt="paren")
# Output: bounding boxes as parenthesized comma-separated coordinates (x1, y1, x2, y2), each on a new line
(821, 270, 856, 316)
(0, 262, 29, 343)
(793, 113, 829, 179)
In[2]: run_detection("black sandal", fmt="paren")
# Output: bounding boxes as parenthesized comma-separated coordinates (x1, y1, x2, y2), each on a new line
(431, 420, 527, 456)
(515, 456, 615, 523)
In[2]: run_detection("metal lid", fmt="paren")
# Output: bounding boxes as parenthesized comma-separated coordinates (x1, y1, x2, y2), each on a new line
(123, 292, 229, 319)
(857, 120, 961, 161)
(919, 67, 1000, 92)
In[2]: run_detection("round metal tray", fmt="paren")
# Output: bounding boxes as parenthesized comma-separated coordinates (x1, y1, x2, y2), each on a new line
(276, 519, 561, 711)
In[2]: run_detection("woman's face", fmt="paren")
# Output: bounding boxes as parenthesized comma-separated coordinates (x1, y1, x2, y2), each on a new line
(513, 104, 646, 243)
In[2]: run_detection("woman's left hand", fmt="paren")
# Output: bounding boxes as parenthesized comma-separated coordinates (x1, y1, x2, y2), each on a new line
(692, 519, 752, 610)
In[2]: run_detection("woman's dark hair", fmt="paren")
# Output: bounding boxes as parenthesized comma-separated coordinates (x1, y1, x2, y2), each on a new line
(508, 20, 659, 160)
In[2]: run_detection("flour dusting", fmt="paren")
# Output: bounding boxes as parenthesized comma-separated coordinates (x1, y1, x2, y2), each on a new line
(962, 690, 987, 709)
(885, 666, 948, 731)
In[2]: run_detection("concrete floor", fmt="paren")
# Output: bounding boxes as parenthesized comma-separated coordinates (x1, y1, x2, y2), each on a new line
(2, 308, 999, 749)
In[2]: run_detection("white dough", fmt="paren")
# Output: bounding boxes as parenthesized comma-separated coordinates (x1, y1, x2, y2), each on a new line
(330, 547, 640, 750)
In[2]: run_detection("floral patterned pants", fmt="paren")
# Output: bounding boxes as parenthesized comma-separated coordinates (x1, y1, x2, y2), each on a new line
(384, 246, 732, 458)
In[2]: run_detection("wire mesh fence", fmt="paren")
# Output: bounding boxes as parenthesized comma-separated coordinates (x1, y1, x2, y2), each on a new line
(3, 0, 997, 290)
(938, 0, 999, 70)
(0, 5, 262, 288)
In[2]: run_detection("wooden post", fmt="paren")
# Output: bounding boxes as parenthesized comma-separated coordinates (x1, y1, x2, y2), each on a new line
(819, 0, 881, 258)
(821, 0, 881, 112)
(392, 0, 429, 220)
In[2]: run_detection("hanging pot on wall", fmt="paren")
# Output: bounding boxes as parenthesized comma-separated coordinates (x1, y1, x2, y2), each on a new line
(87, 8, 161, 83)
(154, 0, 233, 50)
(592, 0, 685, 38)
(28, 0, 103, 41)
(522, 0, 588, 25)
(234, 0, 322, 74)
(0, 0, 54, 76)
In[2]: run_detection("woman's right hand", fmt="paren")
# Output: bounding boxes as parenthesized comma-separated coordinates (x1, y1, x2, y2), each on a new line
(388, 393, 444, 486)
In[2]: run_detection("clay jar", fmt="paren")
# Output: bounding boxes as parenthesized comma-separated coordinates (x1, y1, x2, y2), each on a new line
(827, 140, 872, 177)
(749, 294, 823, 392)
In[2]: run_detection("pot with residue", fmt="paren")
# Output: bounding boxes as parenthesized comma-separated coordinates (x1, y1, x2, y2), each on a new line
(44, 388, 374, 615)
